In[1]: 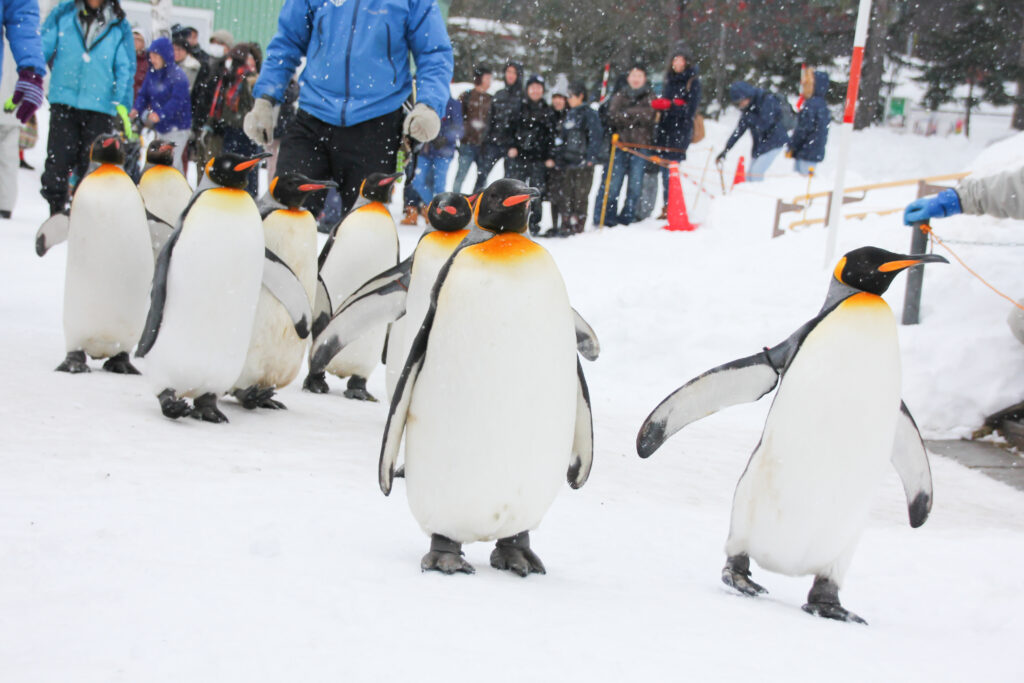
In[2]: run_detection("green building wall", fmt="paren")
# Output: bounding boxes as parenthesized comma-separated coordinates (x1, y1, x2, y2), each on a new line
(177, 0, 451, 51)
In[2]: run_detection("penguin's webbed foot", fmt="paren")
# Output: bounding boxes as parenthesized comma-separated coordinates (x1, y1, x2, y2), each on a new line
(102, 352, 141, 375)
(802, 576, 867, 625)
(393, 465, 405, 478)
(343, 375, 377, 402)
(190, 393, 229, 423)
(722, 554, 768, 596)
(158, 389, 192, 419)
(421, 534, 475, 575)
(55, 350, 90, 374)
(234, 385, 285, 410)
(490, 531, 546, 577)
(302, 372, 330, 394)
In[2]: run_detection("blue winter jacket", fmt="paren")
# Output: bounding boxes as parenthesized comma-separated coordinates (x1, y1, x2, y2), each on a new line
(788, 71, 830, 163)
(420, 96, 462, 159)
(41, 0, 135, 116)
(254, 0, 454, 128)
(724, 81, 790, 159)
(133, 37, 192, 134)
(1, 0, 47, 82)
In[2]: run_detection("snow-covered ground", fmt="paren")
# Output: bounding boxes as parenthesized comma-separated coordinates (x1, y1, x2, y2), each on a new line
(3, 114, 1024, 681)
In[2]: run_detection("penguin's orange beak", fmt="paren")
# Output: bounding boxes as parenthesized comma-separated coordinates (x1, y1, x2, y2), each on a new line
(378, 176, 396, 186)
(234, 153, 272, 171)
(502, 194, 533, 207)
(102, 137, 118, 149)
(442, 205, 458, 215)
(878, 254, 949, 272)
(298, 183, 327, 192)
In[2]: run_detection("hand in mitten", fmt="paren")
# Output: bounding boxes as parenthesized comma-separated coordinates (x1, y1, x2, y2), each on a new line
(403, 103, 441, 143)
(243, 97, 278, 146)
(10, 70, 44, 123)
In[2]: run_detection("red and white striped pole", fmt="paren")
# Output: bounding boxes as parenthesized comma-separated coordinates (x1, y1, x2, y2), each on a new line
(824, 0, 872, 265)
(600, 62, 610, 102)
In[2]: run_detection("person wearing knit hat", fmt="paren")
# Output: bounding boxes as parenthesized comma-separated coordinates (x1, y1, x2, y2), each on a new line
(507, 73, 556, 234)
(209, 29, 234, 55)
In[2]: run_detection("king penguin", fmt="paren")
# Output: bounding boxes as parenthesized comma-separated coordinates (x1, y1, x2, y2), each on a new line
(304, 172, 402, 400)
(379, 178, 597, 576)
(138, 139, 192, 254)
(135, 153, 311, 423)
(231, 173, 336, 409)
(636, 246, 948, 624)
(35, 133, 153, 375)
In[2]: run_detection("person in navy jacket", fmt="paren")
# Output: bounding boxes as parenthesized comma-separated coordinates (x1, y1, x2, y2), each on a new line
(652, 44, 700, 216)
(243, 0, 454, 216)
(716, 81, 790, 182)
(131, 37, 192, 173)
(786, 70, 830, 176)
(40, 0, 134, 214)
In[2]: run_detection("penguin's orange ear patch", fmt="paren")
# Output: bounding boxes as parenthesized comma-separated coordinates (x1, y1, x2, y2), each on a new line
(378, 177, 395, 186)
(833, 256, 847, 283)
(269, 176, 279, 195)
(502, 194, 532, 207)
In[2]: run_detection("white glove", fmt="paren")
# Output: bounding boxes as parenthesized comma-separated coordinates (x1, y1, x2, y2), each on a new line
(244, 97, 278, 146)
(403, 103, 441, 143)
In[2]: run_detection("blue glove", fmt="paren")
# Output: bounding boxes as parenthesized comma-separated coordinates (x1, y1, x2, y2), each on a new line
(903, 188, 962, 225)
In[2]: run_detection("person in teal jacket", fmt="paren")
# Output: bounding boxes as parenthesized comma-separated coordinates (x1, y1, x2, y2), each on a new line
(40, 0, 135, 214)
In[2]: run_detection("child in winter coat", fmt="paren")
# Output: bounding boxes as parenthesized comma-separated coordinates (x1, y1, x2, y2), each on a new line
(544, 82, 603, 237)
(787, 69, 830, 176)
(131, 36, 192, 173)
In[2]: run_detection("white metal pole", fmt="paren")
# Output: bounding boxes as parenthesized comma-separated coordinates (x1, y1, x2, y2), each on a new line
(824, 0, 872, 266)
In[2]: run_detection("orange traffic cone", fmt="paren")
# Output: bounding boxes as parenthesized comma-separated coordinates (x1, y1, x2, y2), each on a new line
(732, 156, 746, 188)
(663, 163, 696, 232)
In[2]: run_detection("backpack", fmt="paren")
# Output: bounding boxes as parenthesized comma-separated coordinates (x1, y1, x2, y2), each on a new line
(776, 94, 798, 131)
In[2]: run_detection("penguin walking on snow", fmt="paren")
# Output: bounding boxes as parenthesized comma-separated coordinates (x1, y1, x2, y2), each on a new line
(304, 172, 402, 401)
(636, 246, 948, 624)
(138, 139, 193, 255)
(231, 174, 336, 409)
(35, 134, 154, 375)
(135, 153, 312, 423)
(380, 179, 598, 576)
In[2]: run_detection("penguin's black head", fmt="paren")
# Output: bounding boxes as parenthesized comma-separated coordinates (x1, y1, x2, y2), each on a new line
(270, 173, 338, 210)
(146, 139, 177, 166)
(474, 178, 540, 234)
(359, 172, 403, 203)
(426, 192, 473, 232)
(834, 246, 948, 295)
(89, 134, 125, 165)
(205, 152, 272, 189)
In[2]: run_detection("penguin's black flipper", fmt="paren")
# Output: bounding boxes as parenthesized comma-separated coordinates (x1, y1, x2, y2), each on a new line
(338, 256, 413, 310)
(136, 227, 183, 358)
(308, 273, 411, 376)
(263, 248, 312, 339)
(637, 351, 783, 458)
(568, 357, 594, 489)
(311, 276, 333, 339)
(891, 401, 933, 528)
(146, 210, 175, 257)
(572, 307, 600, 361)
(35, 210, 70, 257)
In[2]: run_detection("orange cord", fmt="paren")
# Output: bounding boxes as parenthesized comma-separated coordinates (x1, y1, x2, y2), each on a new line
(921, 223, 1024, 312)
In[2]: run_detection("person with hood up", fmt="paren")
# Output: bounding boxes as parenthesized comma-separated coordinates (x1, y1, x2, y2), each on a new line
(508, 73, 556, 234)
(716, 81, 790, 182)
(131, 36, 192, 173)
(40, 0, 135, 215)
(476, 60, 523, 192)
(786, 69, 830, 176)
(653, 45, 701, 217)
(594, 65, 656, 226)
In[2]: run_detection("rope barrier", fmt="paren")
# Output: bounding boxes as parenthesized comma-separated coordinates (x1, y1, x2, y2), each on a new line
(921, 223, 1024, 312)
(612, 142, 719, 202)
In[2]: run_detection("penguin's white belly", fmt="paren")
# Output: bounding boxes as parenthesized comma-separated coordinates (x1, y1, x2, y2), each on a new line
(727, 293, 901, 582)
(139, 166, 192, 225)
(404, 237, 577, 543)
(235, 210, 317, 390)
(146, 190, 264, 397)
(320, 206, 397, 379)
(63, 166, 153, 357)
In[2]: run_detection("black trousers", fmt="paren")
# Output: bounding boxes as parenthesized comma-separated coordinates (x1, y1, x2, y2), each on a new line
(474, 143, 505, 193)
(506, 157, 547, 231)
(41, 104, 117, 208)
(561, 165, 595, 217)
(275, 107, 404, 216)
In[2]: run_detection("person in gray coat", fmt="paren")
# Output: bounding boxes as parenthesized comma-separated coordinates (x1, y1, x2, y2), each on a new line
(904, 166, 1024, 223)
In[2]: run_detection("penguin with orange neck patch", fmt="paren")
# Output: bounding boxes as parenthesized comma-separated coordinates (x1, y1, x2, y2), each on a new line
(138, 140, 193, 257)
(231, 174, 336, 409)
(136, 153, 311, 423)
(379, 178, 596, 576)
(305, 172, 402, 400)
(636, 246, 948, 624)
(35, 134, 153, 375)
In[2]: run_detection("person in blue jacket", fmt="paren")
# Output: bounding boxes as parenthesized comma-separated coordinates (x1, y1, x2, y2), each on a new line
(243, 0, 454, 216)
(2, 0, 47, 125)
(130, 36, 192, 173)
(786, 70, 830, 176)
(716, 81, 790, 182)
(411, 94, 462, 213)
(40, 0, 135, 215)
